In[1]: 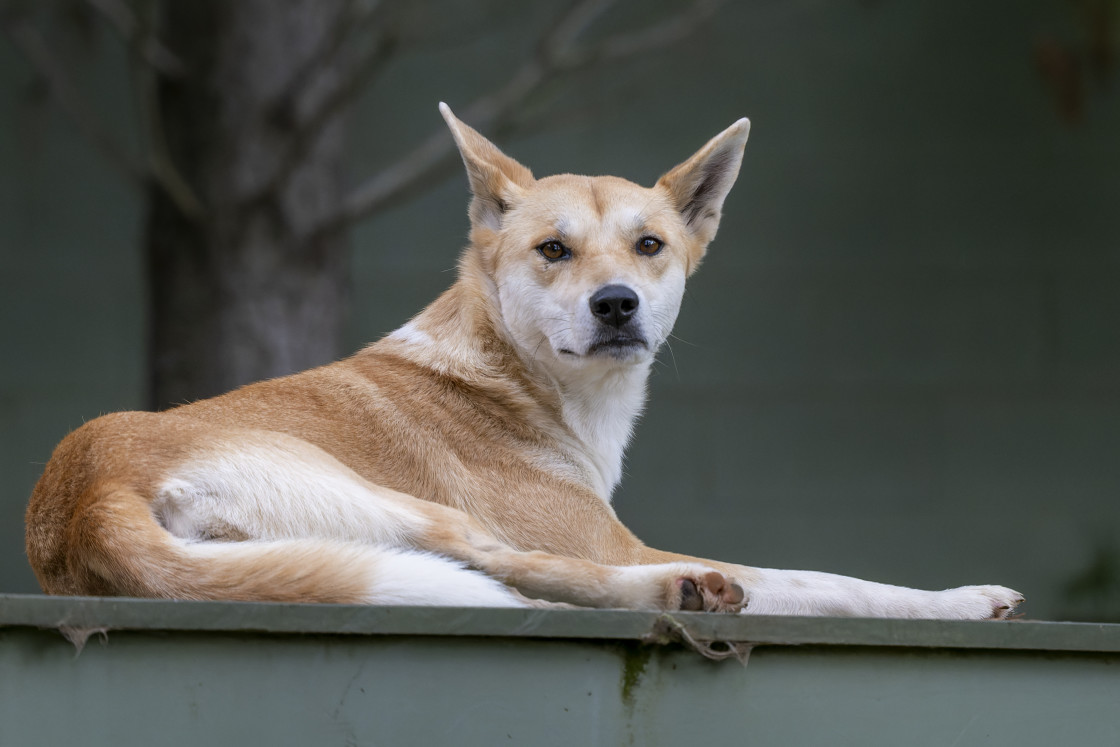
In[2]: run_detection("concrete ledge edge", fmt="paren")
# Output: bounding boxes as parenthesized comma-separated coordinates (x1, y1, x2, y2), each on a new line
(2, 594, 1117, 653)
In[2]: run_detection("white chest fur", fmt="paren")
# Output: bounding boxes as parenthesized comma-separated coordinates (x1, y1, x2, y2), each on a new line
(557, 363, 650, 500)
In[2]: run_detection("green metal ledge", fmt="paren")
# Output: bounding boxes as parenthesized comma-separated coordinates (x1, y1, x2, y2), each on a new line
(2, 593, 1118, 652)
(3, 595, 1120, 746)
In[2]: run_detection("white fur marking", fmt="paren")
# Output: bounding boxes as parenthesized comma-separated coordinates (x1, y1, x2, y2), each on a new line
(185, 539, 525, 607)
(355, 548, 526, 607)
(739, 568, 1021, 620)
(388, 321, 434, 348)
(155, 438, 428, 546)
(557, 364, 650, 497)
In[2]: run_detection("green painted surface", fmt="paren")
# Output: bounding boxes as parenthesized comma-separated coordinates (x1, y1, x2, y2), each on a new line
(2, 597, 1119, 746)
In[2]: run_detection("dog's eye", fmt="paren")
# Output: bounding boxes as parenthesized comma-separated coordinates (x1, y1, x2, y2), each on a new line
(537, 240, 570, 262)
(636, 237, 663, 256)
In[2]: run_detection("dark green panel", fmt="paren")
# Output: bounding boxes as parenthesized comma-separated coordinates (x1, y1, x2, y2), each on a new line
(2, 598, 1119, 746)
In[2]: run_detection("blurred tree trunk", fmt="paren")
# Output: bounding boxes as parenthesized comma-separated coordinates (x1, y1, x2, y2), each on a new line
(0, 0, 716, 409)
(145, 0, 351, 409)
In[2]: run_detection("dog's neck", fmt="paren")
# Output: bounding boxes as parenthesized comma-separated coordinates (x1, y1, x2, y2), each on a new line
(549, 360, 650, 497)
(381, 267, 649, 501)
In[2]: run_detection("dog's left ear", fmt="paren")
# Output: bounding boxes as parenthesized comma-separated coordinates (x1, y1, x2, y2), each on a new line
(657, 118, 751, 247)
(440, 102, 534, 232)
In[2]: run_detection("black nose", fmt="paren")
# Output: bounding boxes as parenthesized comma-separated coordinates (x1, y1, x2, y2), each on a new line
(589, 285, 639, 328)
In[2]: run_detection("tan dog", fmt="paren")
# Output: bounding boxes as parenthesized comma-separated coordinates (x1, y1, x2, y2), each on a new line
(26, 105, 1023, 618)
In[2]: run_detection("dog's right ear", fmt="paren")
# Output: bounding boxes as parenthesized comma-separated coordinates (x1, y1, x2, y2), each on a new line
(440, 103, 534, 231)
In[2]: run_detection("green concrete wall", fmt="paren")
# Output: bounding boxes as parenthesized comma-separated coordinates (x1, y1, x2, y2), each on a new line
(2, 1, 1119, 620)
(3, 598, 1120, 746)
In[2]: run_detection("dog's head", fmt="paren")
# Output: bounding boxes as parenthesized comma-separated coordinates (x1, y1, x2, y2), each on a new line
(441, 103, 749, 377)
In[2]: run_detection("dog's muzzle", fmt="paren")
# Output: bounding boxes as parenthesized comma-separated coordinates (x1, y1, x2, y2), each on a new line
(586, 284, 647, 357)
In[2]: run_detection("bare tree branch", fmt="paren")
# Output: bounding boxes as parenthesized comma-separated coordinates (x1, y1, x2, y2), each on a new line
(547, 0, 618, 52)
(2, 13, 147, 181)
(273, 0, 388, 121)
(135, 52, 206, 220)
(2, 9, 204, 218)
(245, 24, 399, 210)
(127, 0, 205, 220)
(83, 0, 185, 76)
(320, 0, 723, 235)
(565, 0, 722, 66)
(302, 33, 398, 138)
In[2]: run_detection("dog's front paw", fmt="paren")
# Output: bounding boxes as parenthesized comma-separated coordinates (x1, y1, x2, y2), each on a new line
(674, 570, 747, 613)
(935, 585, 1024, 620)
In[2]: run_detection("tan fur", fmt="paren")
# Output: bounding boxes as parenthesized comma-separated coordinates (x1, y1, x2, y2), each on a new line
(26, 105, 1023, 619)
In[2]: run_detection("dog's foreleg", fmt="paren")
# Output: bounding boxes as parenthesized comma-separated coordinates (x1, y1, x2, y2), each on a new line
(730, 568, 1023, 620)
(635, 550, 1022, 620)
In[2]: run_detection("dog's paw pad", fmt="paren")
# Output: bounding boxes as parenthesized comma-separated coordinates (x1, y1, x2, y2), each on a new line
(679, 578, 704, 611)
(676, 571, 747, 613)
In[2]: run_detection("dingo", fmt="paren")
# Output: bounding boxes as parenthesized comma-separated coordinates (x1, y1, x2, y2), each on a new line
(26, 104, 1022, 618)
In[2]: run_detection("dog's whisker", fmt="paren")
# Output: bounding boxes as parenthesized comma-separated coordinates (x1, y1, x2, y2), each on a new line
(662, 340, 682, 380)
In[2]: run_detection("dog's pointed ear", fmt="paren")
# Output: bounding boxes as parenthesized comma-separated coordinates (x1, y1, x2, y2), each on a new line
(657, 118, 750, 246)
(440, 102, 534, 231)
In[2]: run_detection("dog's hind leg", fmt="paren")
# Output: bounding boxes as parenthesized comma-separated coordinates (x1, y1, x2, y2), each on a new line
(133, 435, 527, 606)
(156, 435, 741, 611)
(62, 478, 524, 606)
(192, 541, 528, 607)
(404, 514, 746, 612)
